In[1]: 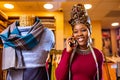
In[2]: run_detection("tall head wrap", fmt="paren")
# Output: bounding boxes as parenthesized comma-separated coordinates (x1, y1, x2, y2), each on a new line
(69, 3, 92, 34)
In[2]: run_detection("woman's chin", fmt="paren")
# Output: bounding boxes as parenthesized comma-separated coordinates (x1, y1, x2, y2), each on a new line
(78, 43, 86, 46)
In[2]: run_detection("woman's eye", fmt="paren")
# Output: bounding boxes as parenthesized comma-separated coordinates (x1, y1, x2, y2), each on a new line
(73, 29, 87, 33)
(81, 29, 87, 32)
(73, 31, 78, 33)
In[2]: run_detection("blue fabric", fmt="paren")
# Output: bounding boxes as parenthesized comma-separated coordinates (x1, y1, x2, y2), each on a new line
(0, 19, 44, 50)
(7, 67, 48, 80)
(1, 27, 38, 49)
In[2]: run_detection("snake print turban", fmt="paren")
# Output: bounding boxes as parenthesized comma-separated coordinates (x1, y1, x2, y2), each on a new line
(69, 3, 92, 34)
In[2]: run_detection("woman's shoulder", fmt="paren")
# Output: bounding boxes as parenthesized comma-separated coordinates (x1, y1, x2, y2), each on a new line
(93, 47, 103, 54)
(93, 47, 104, 61)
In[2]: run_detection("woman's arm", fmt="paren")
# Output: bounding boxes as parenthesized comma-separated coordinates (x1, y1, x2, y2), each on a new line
(55, 49, 72, 80)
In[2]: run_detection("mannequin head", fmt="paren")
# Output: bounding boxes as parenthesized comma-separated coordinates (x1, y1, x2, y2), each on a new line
(19, 15, 35, 27)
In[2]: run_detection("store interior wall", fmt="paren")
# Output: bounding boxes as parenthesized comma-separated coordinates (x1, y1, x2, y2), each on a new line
(0, 4, 120, 80)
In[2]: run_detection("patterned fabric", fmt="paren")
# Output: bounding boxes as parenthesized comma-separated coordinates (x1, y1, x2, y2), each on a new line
(0, 19, 44, 50)
(68, 4, 92, 34)
(0, 19, 46, 69)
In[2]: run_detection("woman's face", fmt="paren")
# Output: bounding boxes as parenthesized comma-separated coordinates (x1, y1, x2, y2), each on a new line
(73, 23, 90, 48)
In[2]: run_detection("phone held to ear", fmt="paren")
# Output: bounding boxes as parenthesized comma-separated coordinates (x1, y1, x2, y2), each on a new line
(69, 38, 78, 47)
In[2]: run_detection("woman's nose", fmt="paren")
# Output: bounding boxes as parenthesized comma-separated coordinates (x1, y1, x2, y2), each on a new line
(77, 31, 83, 36)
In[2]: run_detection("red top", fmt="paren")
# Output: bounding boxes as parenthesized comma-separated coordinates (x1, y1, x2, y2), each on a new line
(55, 48, 103, 80)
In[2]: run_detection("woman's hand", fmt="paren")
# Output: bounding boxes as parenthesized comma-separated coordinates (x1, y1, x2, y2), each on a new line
(65, 36, 77, 52)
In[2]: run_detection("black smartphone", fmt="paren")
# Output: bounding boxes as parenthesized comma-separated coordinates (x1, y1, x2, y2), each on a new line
(69, 38, 77, 47)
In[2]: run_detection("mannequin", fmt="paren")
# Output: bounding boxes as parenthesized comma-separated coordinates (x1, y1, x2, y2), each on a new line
(0, 14, 55, 80)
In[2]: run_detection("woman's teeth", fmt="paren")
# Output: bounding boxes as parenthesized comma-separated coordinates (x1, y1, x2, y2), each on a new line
(78, 38, 84, 41)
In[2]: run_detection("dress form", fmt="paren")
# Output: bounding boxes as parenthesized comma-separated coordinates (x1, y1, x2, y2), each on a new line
(19, 15, 35, 27)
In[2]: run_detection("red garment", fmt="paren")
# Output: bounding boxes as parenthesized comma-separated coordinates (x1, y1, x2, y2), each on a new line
(55, 48, 103, 80)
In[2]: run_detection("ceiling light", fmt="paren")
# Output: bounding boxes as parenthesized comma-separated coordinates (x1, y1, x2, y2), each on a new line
(111, 22, 119, 26)
(4, 3, 14, 9)
(84, 4, 92, 9)
(44, 3, 53, 9)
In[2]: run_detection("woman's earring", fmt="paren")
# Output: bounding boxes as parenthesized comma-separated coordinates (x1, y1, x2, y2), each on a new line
(88, 37, 92, 46)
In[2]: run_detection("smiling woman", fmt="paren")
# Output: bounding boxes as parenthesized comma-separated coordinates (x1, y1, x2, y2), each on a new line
(55, 3, 104, 80)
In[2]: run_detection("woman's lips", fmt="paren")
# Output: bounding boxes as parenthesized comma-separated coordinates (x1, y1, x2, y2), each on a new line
(78, 37, 84, 42)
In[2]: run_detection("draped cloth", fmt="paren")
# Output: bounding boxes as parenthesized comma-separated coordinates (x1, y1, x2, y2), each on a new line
(0, 19, 45, 70)
(6, 67, 48, 80)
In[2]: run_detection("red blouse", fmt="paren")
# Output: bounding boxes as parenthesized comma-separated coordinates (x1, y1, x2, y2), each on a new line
(55, 48, 103, 80)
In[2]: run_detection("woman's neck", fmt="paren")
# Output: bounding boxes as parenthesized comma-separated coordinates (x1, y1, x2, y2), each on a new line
(78, 45, 89, 50)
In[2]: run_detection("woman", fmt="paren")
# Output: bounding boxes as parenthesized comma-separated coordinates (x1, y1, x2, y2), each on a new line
(55, 3, 103, 80)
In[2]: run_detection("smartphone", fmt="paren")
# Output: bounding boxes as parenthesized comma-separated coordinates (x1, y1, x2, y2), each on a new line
(69, 38, 77, 47)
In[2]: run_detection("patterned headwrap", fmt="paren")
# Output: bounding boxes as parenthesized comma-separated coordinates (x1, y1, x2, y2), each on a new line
(69, 3, 92, 34)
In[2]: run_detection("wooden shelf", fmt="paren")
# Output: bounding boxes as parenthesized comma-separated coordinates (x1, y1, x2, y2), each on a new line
(0, 10, 8, 21)
(0, 20, 7, 29)
(0, 10, 8, 32)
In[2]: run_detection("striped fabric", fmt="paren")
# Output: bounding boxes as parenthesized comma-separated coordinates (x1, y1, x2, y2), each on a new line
(0, 19, 46, 69)
(0, 19, 44, 50)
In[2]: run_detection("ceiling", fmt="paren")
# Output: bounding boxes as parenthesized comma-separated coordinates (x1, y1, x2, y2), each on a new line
(0, 0, 120, 29)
